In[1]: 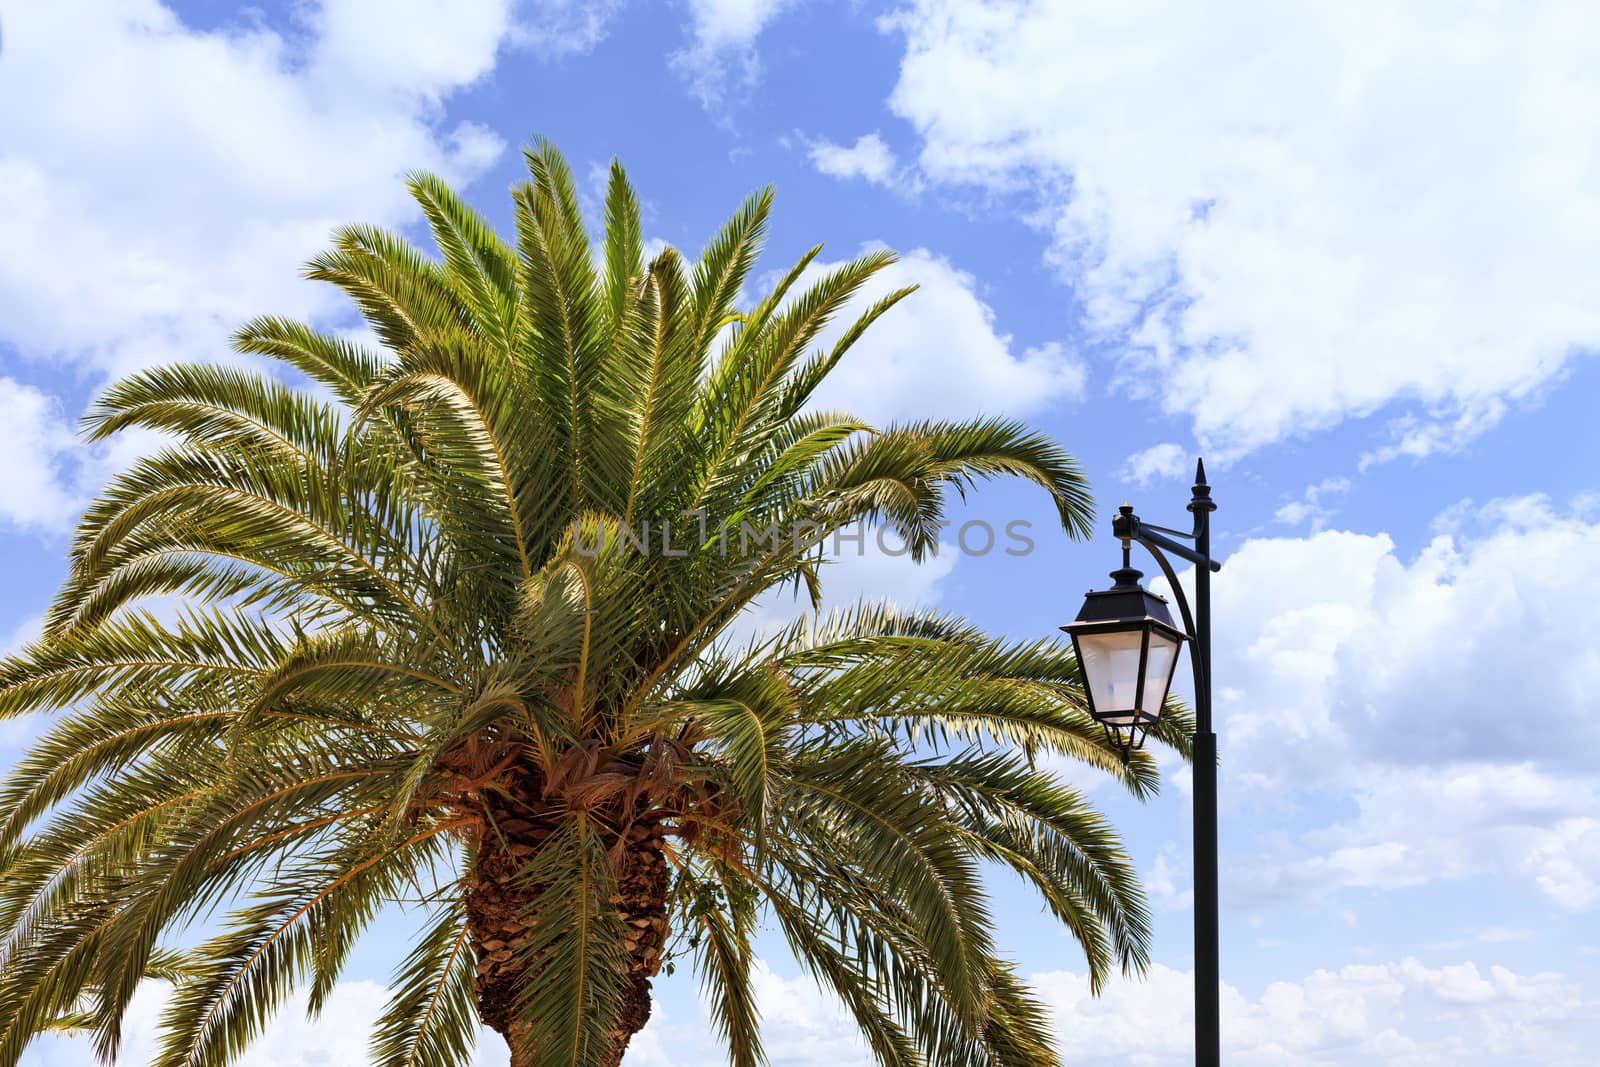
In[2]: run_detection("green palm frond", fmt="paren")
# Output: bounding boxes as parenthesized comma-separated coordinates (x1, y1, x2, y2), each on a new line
(371, 900, 478, 1067)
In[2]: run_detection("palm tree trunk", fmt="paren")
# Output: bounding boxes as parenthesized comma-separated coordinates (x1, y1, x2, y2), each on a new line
(466, 771, 670, 1067)
(601, 821, 669, 1067)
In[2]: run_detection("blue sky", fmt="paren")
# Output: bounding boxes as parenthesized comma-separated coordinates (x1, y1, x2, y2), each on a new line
(4, 1, 1600, 1063)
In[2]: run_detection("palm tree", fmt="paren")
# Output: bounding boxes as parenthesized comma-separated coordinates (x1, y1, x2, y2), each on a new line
(0, 141, 1190, 1067)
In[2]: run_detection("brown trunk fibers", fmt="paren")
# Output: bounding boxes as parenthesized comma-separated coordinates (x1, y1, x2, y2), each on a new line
(464, 765, 671, 1067)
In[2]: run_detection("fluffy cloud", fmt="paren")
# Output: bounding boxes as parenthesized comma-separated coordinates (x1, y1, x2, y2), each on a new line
(883, 1, 1600, 461)
(0, 0, 519, 529)
(307, 0, 513, 99)
(24, 957, 1588, 1067)
(1274, 477, 1352, 528)
(0, 0, 510, 379)
(799, 247, 1086, 423)
(808, 133, 900, 187)
(649, 956, 1595, 1066)
(1120, 442, 1189, 488)
(512, 0, 627, 58)
(15, 968, 861, 1067)
(0, 378, 81, 532)
(1205, 495, 1600, 781)
(671, 0, 796, 108)
(19, 981, 510, 1067)
(1236, 765, 1600, 911)
(17, 958, 1593, 1067)
(732, 963, 871, 1063)
(1154, 494, 1600, 908)
(1033, 958, 1591, 1066)
(642, 959, 1597, 1067)
(0, 376, 169, 534)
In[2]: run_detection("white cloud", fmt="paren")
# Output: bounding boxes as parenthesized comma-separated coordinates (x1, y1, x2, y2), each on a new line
(308, 0, 513, 99)
(20, 980, 511, 1067)
(15, 966, 861, 1067)
(808, 133, 899, 187)
(0, 0, 510, 379)
(1153, 494, 1600, 908)
(1148, 844, 1193, 910)
(15, 963, 865, 1067)
(882, 1, 1600, 461)
(1204, 494, 1600, 781)
(671, 0, 796, 108)
(0, 378, 82, 532)
(800, 247, 1086, 423)
(619, 961, 878, 1066)
(0, 374, 173, 534)
(643, 956, 1592, 1067)
(0, 0, 516, 531)
(24, 958, 1588, 1067)
(630, 956, 1598, 1066)
(1477, 926, 1533, 945)
(1120, 442, 1189, 488)
(1235, 765, 1600, 910)
(511, 0, 626, 57)
(740, 963, 872, 1063)
(1033, 958, 1591, 1066)
(1273, 476, 1351, 529)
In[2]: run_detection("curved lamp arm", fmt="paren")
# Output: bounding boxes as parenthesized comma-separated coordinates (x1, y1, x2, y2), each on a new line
(1133, 536, 1206, 700)
(1112, 506, 1221, 706)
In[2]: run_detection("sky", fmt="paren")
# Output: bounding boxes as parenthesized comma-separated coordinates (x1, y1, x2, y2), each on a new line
(3, 0, 1600, 1063)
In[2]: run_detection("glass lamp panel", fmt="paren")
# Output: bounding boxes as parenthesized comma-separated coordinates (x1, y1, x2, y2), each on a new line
(1078, 629, 1147, 725)
(1139, 630, 1181, 716)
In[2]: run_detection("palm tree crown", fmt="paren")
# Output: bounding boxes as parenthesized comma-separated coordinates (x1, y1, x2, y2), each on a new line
(0, 141, 1189, 1067)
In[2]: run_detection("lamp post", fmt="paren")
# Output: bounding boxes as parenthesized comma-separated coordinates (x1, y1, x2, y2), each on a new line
(1061, 459, 1221, 1066)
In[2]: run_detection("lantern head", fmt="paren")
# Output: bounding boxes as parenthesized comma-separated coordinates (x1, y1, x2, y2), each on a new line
(1061, 565, 1188, 757)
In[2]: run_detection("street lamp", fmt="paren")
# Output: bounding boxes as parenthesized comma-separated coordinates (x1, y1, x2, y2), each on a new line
(1063, 459, 1222, 1067)
(1059, 557, 1186, 758)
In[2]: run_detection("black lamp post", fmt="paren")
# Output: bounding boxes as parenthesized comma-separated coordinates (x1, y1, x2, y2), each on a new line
(1061, 459, 1222, 1066)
